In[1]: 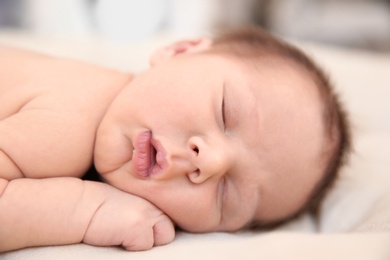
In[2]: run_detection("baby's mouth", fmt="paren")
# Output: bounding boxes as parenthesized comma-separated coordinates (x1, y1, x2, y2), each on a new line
(132, 131, 167, 178)
(132, 131, 153, 178)
(150, 142, 157, 169)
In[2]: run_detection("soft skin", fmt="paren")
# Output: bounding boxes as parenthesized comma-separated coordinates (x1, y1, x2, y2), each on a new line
(95, 40, 326, 232)
(0, 46, 174, 252)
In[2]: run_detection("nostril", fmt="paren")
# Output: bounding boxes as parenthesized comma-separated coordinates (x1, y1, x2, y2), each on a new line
(188, 169, 200, 181)
(192, 146, 199, 154)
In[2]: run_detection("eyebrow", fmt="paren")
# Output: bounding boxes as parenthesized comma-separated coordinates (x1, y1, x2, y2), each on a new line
(247, 84, 260, 130)
(235, 82, 260, 143)
(222, 82, 230, 127)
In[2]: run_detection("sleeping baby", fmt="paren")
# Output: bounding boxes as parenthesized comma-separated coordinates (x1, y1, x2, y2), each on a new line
(0, 27, 351, 252)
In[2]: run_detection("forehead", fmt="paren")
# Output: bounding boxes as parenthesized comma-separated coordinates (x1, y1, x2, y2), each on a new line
(226, 57, 327, 221)
(223, 56, 324, 139)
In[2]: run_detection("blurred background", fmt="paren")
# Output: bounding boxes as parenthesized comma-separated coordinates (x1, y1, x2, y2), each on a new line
(0, 0, 389, 52)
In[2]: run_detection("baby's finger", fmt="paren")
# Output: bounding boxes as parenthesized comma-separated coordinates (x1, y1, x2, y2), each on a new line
(122, 228, 154, 251)
(153, 214, 175, 247)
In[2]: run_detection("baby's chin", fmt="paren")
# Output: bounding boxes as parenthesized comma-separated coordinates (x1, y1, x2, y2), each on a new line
(94, 146, 132, 177)
(93, 125, 135, 176)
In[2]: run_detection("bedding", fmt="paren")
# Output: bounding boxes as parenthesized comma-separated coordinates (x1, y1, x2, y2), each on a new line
(0, 29, 389, 259)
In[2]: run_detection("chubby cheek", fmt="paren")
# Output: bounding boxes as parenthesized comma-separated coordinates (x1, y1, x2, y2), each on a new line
(104, 170, 220, 232)
(147, 187, 221, 232)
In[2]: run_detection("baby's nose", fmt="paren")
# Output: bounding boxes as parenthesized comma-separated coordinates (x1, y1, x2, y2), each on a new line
(154, 136, 231, 183)
(151, 139, 199, 181)
(186, 136, 231, 184)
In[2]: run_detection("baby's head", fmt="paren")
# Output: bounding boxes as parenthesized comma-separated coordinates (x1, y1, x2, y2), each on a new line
(94, 27, 351, 232)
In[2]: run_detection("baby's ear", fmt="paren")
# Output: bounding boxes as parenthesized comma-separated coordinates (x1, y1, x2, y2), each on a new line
(149, 38, 212, 67)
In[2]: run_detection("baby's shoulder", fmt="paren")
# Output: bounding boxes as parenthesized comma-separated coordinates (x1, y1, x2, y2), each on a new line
(0, 46, 130, 121)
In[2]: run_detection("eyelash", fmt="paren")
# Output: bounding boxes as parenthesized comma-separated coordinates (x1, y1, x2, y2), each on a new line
(222, 97, 226, 130)
(220, 177, 227, 221)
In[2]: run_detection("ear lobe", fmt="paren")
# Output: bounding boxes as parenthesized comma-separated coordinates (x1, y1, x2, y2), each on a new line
(149, 38, 213, 67)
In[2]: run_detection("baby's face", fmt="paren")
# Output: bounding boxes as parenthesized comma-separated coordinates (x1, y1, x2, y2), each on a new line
(95, 53, 326, 232)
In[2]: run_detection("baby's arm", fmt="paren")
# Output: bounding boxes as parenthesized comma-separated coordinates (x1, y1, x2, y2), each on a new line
(0, 177, 174, 252)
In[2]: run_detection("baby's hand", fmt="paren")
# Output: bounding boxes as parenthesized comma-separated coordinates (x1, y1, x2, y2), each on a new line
(82, 186, 175, 251)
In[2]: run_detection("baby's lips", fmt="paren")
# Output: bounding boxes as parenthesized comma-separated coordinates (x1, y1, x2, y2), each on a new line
(131, 131, 169, 179)
(149, 137, 169, 176)
(132, 131, 153, 178)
